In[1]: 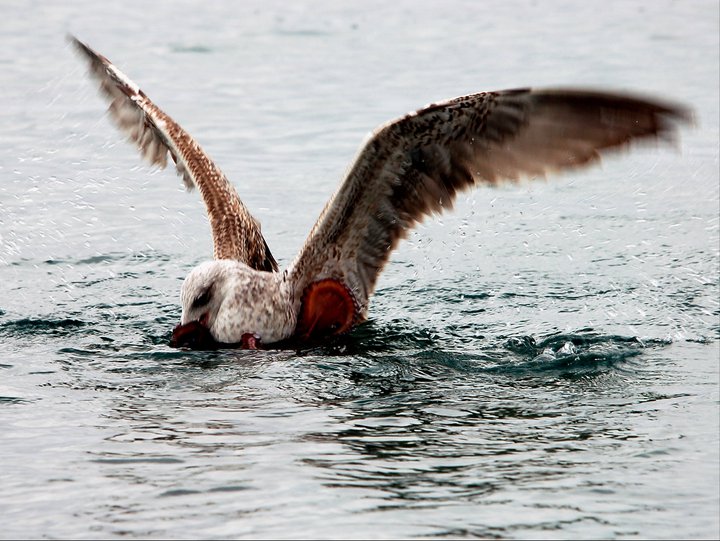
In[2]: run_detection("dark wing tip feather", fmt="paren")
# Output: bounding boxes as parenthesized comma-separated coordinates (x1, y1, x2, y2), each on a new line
(529, 88, 693, 145)
(261, 238, 279, 273)
(67, 34, 92, 58)
(68, 35, 104, 68)
(69, 35, 168, 169)
(533, 88, 693, 118)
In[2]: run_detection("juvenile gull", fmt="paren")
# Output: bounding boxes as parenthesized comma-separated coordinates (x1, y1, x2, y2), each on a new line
(70, 36, 691, 350)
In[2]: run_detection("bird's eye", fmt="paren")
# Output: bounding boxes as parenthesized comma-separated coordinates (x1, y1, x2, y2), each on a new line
(191, 287, 212, 310)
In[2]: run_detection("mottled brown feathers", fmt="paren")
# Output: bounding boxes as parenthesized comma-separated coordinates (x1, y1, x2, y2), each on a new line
(287, 88, 690, 319)
(69, 35, 278, 272)
(71, 36, 691, 347)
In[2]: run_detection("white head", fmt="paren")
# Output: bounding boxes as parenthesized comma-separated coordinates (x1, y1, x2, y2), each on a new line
(177, 260, 295, 346)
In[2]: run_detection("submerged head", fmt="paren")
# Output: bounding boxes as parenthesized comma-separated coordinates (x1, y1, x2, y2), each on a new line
(170, 260, 294, 349)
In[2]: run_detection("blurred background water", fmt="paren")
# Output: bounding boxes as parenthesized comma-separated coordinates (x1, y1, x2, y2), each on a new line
(1, 0, 718, 538)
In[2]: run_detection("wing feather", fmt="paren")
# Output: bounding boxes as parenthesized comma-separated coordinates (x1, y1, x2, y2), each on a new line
(288, 88, 691, 320)
(70, 36, 278, 272)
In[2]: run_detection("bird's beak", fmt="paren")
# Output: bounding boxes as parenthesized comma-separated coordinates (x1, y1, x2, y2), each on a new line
(170, 320, 219, 350)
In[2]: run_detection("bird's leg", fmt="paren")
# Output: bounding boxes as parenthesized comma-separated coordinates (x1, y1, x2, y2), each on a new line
(241, 333, 262, 350)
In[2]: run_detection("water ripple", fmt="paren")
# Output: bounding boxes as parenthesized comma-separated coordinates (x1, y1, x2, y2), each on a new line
(0, 317, 87, 338)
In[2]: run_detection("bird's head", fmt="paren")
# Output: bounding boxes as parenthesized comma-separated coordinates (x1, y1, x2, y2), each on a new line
(170, 260, 293, 349)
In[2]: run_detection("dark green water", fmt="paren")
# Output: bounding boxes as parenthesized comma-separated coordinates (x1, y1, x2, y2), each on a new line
(1, 0, 718, 538)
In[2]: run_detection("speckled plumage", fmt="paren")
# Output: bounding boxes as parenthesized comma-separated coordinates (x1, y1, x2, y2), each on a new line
(71, 36, 691, 349)
(70, 37, 277, 272)
(179, 261, 295, 344)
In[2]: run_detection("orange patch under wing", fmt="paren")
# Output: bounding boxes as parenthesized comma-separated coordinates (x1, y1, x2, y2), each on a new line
(296, 279, 356, 340)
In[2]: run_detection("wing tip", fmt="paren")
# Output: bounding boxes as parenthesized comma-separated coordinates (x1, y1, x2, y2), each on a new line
(66, 33, 82, 49)
(67, 34, 101, 65)
(535, 87, 694, 125)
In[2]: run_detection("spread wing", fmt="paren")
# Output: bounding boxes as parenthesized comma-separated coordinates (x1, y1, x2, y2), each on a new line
(70, 36, 278, 272)
(287, 88, 691, 320)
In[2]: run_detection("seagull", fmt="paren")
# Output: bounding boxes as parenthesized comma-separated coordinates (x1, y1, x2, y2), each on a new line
(69, 36, 690, 350)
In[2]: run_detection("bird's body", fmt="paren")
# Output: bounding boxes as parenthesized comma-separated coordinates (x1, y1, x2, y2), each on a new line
(70, 36, 690, 350)
(180, 261, 295, 344)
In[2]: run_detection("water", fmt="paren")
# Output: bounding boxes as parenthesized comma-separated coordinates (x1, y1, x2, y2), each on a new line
(1, 0, 718, 538)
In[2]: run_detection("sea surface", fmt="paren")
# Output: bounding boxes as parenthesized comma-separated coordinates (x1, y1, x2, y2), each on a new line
(1, 1, 718, 539)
